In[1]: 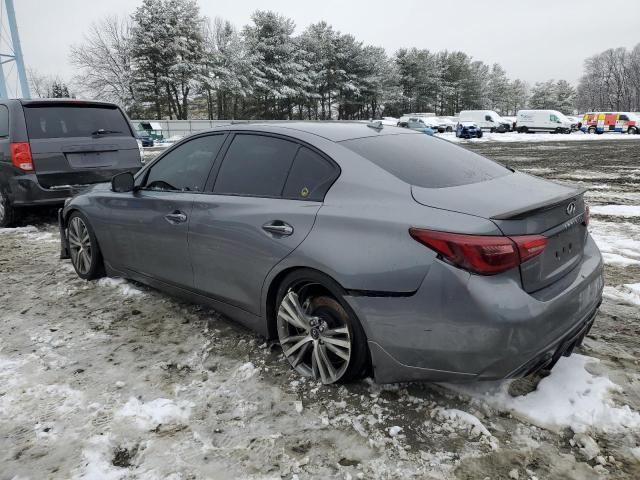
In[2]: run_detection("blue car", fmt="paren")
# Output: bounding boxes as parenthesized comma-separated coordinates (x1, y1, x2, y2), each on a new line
(456, 121, 484, 139)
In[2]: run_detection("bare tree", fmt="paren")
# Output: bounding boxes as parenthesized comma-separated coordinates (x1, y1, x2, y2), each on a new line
(70, 15, 138, 114)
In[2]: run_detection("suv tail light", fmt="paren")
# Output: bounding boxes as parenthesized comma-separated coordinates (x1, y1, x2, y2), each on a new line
(409, 228, 547, 275)
(11, 142, 34, 171)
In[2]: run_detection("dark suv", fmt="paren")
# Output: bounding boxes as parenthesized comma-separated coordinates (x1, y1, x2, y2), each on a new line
(0, 99, 142, 227)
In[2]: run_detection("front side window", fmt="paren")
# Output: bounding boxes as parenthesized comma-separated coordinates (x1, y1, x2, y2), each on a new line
(282, 147, 337, 201)
(619, 115, 629, 121)
(213, 134, 298, 197)
(144, 135, 224, 192)
(550, 114, 559, 122)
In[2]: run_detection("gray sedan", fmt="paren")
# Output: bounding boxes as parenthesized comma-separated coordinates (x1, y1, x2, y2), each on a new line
(59, 122, 604, 384)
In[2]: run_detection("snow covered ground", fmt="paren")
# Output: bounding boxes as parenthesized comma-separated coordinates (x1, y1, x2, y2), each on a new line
(439, 131, 640, 143)
(1, 140, 640, 479)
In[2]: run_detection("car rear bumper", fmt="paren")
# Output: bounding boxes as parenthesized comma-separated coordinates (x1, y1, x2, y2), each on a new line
(345, 234, 604, 383)
(6, 174, 81, 207)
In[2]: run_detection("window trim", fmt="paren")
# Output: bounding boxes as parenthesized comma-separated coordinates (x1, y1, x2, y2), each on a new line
(204, 131, 340, 201)
(135, 132, 228, 194)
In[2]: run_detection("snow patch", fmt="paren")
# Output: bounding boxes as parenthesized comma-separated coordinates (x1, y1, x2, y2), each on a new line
(233, 362, 260, 380)
(433, 408, 492, 438)
(74, 435, 128, 480)
(115, 397, 193, 430)
(445, 354, 640, 433)
(97, 277, 144, 296)
(603, 284, 640, 306)
(591, 204, 640, 218)
(590, 220, 640, 266)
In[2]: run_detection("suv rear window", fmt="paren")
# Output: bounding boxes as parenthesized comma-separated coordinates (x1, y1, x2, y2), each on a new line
(23, 105, 132, 139)
(340, 133, 510, 188)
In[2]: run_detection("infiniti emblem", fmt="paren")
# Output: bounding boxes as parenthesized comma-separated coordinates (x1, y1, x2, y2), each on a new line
(566, 202, 576, 216)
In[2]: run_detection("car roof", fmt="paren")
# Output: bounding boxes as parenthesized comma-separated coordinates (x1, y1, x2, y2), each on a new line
(211, 121, 417, 142)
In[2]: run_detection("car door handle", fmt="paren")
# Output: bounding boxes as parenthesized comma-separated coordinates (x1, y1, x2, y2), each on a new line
(262, 221, 294, 236)
(164, 211, 188, 224)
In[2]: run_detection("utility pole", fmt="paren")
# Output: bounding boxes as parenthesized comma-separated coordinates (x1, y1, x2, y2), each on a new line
(0, 0, 30, 98)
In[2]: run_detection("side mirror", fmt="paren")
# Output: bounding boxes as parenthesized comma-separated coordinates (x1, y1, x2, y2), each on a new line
(112, 171, 135, 193)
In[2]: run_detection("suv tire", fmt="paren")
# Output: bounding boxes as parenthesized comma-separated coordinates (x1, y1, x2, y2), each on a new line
(0, 190, 16, 228)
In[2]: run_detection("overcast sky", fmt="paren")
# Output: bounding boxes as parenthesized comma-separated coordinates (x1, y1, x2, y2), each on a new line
(11, 0, 640, 88)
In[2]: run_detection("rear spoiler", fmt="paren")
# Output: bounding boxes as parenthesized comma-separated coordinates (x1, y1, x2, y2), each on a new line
(490, 187, 587, 220)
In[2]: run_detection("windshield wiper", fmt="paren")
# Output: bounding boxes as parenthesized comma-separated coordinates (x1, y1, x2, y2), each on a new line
(91, 129, 123, 136)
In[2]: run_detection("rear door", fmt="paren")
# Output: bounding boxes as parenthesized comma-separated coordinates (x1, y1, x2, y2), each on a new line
(99, 134, 225, 287)
(189, 133, 338, 314)
(22, 102, 141, 188)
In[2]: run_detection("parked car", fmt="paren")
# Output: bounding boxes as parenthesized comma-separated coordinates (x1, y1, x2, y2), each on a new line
(59, 122, 603, 385)
(405, 119, 435, 136)
(516, 110, 573, 134)
(502, 116, 517, 131)
(398, 115, 445, 133)
(456, 121, 484, 138)
(432, 117, 457, 132)
(582, 112, 639, 134)
(459, 110, 511, 132)
(565, 116, 582, 131)
(137, 130, 155, 147)
(0, 99, 142, 227)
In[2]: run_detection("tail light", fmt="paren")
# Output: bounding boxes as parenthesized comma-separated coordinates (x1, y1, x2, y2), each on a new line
(11, 142, 34, 171)
(409, 228, 547, 275)
(583, 205, 590, 226)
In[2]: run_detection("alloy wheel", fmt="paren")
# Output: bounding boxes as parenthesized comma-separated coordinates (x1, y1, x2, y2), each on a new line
(68, 216, 93, 275)
(277, 288, 352, 384)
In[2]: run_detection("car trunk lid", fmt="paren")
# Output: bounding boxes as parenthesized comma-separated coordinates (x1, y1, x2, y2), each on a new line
(22, 103, 141, 188)
(411, 172, 588, 293)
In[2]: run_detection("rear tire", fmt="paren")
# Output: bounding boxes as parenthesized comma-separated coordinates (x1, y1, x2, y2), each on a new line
(275, 270, 368, 384)
(0, 190, 17, 228)
(67, 211, 105, 280)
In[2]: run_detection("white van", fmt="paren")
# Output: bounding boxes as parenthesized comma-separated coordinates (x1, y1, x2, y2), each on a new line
(458, 110, 511, 132)
(516, 110, 573, 133)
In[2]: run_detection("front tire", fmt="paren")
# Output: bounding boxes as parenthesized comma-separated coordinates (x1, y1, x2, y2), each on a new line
(275, 270, 368, 384)
(67, 211, 104, 280)
(0, 190, 17, 228)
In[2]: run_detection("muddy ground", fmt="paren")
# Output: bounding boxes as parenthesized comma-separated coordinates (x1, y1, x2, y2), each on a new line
(1, 138, 639, 479)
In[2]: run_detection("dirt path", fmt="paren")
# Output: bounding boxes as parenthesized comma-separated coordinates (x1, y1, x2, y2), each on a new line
(1, 140, 639, 479)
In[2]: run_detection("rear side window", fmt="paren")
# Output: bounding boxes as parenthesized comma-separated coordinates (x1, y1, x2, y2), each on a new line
(214, 134, 298, 197)
(144, 135, 224, 192)
(23, 105, 132, 139)
(0, 105, 8, 137)
(340, 134, 510, 188)
(283, 147, 337, 201)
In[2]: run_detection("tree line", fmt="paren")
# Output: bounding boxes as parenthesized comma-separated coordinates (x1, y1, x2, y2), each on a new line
(64, 0, 636, 119)
(577, 45, 640, 112)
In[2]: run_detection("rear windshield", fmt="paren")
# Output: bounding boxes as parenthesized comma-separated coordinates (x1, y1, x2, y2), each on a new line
(340, 133, 510, 188)
(24, 105, 132, 139)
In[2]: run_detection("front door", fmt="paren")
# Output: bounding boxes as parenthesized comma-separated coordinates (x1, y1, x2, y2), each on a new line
(99, 133, 226, 288)
(189, 133, 339, 314)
